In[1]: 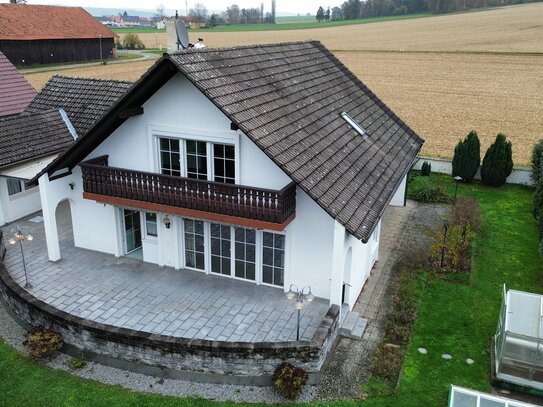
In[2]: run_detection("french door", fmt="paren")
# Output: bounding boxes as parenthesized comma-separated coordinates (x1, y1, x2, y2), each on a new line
(123, 209, 142, 253)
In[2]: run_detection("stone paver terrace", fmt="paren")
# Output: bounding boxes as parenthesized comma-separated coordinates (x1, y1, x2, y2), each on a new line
(3, 203, 329, 342)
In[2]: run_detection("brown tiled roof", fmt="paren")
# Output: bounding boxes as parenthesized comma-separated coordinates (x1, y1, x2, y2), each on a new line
(33, 41, 423, 242)
(0, 4, 115, 41)
(0, 109, 74, 168)
(168, 42, 424, 242)
(0, 51, 36, 117)
(26, 75, 133, 136)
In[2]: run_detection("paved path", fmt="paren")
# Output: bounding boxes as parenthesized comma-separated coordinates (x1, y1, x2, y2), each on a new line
(3, 203, 329, 343)
(20, 50, 159, 74)
(316, 201, 416, 400)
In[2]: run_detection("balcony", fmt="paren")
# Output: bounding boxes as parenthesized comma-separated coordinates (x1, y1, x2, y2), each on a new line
(80, 155, 296, 229)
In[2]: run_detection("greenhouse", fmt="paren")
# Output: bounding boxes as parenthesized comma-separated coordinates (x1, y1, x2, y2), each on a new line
(494, 287, 543, 390)
(449, 386, 536, 407)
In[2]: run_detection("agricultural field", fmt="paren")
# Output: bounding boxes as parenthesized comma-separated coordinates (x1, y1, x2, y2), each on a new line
(26, 3, 543, 163)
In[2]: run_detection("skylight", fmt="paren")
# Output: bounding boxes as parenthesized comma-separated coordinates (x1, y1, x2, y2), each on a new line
(341, 112, 367, 139)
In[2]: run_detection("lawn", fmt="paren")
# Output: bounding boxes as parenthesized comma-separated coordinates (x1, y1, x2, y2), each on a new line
(199, 14, 430, 32)
(0, 173, 540, 406)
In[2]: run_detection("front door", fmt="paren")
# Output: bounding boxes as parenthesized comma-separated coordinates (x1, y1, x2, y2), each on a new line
(123, 209, 142, 253)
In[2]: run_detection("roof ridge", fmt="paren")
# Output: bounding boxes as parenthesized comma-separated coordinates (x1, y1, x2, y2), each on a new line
(49, 75, 134, 85)
(169, 40, 322, 55)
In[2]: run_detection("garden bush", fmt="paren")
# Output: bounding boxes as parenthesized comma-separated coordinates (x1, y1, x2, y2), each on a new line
(450, 196, 482, 233)
(23, 326, 63, 359)
(123, 33, 145, 49)
(531, 139, 543, 185)
(481, 133, 513, 186)
(533, 172, 543, 222)
(452, 130, 480, 182)
(421, 161, 431, 176)
(273, 362, 308, 399)
(409, 181, 448, 203)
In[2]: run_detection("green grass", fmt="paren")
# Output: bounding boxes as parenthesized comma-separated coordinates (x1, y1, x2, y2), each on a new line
(275, 15, 316, 24)
(202, 14, 430, 32)
(0, 173, 540, 406)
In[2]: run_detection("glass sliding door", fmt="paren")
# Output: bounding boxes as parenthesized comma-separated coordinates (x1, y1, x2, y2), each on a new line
(186, 140, 208, 180)
(210, 223, 231, 275)
(123, 209, 142, 253)
(184, 219, 205, 270)
(234, 228, 256, 281)
(213, 144, 235, 184)
(159, 137, 181, 176)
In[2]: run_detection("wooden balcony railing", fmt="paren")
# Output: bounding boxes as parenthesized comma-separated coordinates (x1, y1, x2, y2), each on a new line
(80, 155, 296, 224)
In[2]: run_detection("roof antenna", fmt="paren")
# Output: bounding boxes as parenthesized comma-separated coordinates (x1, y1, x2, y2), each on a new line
(175, 19, 206, 50)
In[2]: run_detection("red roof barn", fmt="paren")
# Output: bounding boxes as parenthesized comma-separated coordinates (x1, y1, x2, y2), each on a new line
(0, 4, 116, 66)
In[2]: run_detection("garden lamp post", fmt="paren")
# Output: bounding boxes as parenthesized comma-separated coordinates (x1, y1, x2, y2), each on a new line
(9, 226, 33, 289)
(440, 220, 449, 268)
(453, 176, 463, 200)
(285, 284, 315, 341)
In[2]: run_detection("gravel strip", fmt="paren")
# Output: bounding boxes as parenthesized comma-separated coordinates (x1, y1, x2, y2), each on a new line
(0, 301, 316, 403)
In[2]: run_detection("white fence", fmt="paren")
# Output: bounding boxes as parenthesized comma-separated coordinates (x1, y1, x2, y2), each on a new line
(413, 156, 533, 187)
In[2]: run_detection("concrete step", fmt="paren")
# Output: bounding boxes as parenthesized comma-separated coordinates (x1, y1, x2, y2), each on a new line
(340, 311, 368, 340)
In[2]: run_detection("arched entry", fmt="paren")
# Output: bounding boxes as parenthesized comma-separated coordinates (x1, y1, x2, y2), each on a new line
(55, 199, 74, 258)
(342, 247, 352, 305)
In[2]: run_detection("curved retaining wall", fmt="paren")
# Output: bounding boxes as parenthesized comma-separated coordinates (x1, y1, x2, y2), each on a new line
(0, 264, 339, 385)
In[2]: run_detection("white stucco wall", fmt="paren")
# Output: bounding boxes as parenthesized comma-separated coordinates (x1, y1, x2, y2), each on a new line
(38, 71, 382, 306)
(389, 173, 407, 206)
(0, 178, 41, 226)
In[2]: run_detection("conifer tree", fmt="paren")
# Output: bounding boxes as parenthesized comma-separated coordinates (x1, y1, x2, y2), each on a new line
(452, 130, 480, 182)
(480, 133, 513, 186)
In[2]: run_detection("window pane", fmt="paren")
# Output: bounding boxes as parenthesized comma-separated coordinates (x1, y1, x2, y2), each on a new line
(225, 145, 235, 158)
(263, 266, 273, 284)
(159, 137, 180, 177)
(184, 219, 205, 270)
(186, 140, 208, 180)
(261, 232, 285, 287)
(213, 143, 235, 184)
(145, 212, 157, 237)
(210, 223, 231, 276)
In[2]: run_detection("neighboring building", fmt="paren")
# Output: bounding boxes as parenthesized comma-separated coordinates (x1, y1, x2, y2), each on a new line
(0, 4, 116, 66)
(156, 19, 166, 30)
(0, 110, 75, 226)
(0, 51, 36, 117)
(33, 41, 423, 309)
(0, 75, 131, 226)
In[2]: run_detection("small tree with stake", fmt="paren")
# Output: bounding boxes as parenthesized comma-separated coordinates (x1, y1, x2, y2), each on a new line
(480, 133, 513, 186)
(452, 130, 480, 182)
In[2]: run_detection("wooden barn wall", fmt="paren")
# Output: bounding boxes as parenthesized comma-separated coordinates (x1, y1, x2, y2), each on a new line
(0, 38, 115, 66)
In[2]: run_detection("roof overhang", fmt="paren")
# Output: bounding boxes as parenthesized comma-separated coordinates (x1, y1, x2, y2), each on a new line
(0, 153, 59, 181)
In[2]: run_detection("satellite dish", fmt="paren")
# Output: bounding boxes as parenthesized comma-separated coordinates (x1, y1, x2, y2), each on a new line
(175, 20, 190, 50)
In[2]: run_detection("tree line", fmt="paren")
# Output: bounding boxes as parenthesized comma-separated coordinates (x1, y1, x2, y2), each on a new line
(318, 0, 542, 20)
(183, 1, 277, 26)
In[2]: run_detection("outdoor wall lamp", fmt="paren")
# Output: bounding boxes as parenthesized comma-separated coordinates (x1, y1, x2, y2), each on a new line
(69, 182, 75, 190)
(163, 215, 171, 229)
(285, 284, 315, 340)
(9, 225, 33, 289)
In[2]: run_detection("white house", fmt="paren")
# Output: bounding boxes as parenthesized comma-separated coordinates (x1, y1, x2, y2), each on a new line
(32, 41, 423, 309)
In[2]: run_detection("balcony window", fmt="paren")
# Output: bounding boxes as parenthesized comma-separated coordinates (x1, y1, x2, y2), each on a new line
(158, 137, 235, 184)
(186, 140, 208, 180)
(213, 144, 236, 184)
(159, 138, 181, 176)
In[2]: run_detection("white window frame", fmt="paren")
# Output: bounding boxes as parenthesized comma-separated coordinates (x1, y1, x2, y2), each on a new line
(178, 217, 286, 288)
(261, 231, 286, 288)
(143, 212, 158, 241)
(6, 178, 24, 196)
(148, 125, 240, 184)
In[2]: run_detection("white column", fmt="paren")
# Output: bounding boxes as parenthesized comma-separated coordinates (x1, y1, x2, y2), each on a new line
(329, 220, 345, 306)
(0, 178, 8, 226)
(38, 174, 61, 261)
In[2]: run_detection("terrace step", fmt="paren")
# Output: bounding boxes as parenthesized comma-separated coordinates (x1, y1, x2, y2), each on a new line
(340, 310, 368, 340)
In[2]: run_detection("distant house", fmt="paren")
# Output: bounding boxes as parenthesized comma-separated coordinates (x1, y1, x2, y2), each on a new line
(0, 4, 116, 66)
(0, 51, 36, 117)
